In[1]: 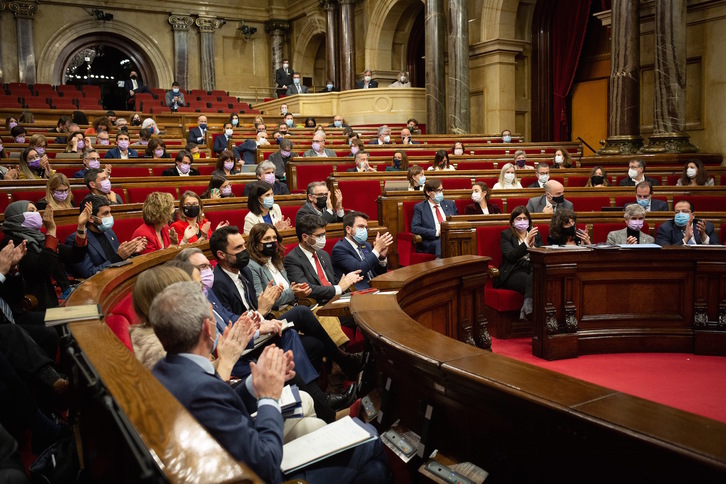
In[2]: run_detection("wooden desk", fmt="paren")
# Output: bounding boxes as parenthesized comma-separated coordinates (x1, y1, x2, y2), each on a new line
(529, 246, 726, 360)
(352, 254, 726, 482)
(315, 295, 351, 318)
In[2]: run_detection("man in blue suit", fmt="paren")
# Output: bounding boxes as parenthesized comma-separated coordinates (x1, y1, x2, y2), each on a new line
(187, 115, 208, 144)
(150, 282, 390, 484)
(104, 132, 137, 159)
(411, 178, 459, 258)
(123, 70, 153, 101)
(65, 195, 146, 278)
(213, 122, 234, 155)
(331, 211, 392, 290)
(655, 200, 721, 246)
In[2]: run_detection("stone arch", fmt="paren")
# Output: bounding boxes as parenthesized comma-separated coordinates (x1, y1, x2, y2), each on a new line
(293, 14, 327, 81)
(479, 0, 520, 41)
(364, 0, 423, 73)
(36, 19, 173, 87)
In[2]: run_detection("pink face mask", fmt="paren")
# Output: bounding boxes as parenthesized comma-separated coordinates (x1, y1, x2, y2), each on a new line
(263, 173, 276, 185)
(628, 219, 644, 231)
(117, 140, 129, 150)
(280, 149, 291, 158)
(224, 161, 235, 171)
(22, 211, 43, 231)
(97, 139, 110, 145)
(53, 190, 69, 202)
(312, 142, 322, 152)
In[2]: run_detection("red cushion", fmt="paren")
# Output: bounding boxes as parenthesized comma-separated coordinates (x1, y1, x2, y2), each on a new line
(568, 196, 610, 212)
(104, 315, 134, 351)
(112, 217, 144, 243)
(454, 199, 469, 214)
(337, 180, 381, 218)
(673, 195, 726, 212)
(10, 190, 45, 203)
(179, 185, 206, 196)
(485, 282, 523, 312)
(279, 205, 299, 226)
(126, 187, 178, 203)
(506, 197, 530, 213)
(441, 178, 473, 190)
(197, 165, 215, 176)
(566, 175, 590, 187)
(322, 237, 341, 257)
(111, 167, 151, 177)
(205, 209, 249, 231)
(230, 183, 246, 197)
(293, 164, 335, 193)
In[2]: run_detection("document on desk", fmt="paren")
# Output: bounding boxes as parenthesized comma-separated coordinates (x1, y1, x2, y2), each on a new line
(617, 244, 662, 249)
(545, 245, 590, 250)
(281, 416, 377, 474)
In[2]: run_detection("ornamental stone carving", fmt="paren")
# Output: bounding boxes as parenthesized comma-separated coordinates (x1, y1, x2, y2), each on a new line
(169, 15, 194, 31)
(9, 0, 38, 19)
(265, 20, 290, 35)
(195, 17, 222, 34)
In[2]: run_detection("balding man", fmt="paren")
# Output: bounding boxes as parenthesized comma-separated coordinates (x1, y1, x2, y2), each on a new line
(526, 180, 573, 214)
(399, 127, 418, 145)
(302, 132, 337, 157)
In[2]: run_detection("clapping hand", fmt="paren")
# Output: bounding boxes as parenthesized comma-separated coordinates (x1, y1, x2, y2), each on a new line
(526, 226, 539, 246)
(168, 228, 179, 246)
(290, 282, 311, 298)
(250, 345, 285, 401)
(0, 240, 27, 276)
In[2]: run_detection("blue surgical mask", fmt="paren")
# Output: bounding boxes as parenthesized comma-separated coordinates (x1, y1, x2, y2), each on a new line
(172, 88, 179, 93)
(353, 227, 368, 245)
(636, 199, 650, 208)
(97, 216, 114, 232)
(418, 175, 426, 185)
(199, 123, 207, 130)
(674, 212, 690, 227)
(262, 196, 274, 209)
(327, 84, 334, 90)
(285, 119, 293, 127)
(503, 135, 512, 143)
(334, 120, 342, 128)
(293, 78, 300, 85)
(232, 119, 239, 126)
(434, 192, 444, 204)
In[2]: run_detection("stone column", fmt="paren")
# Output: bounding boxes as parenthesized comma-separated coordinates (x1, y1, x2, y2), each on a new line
(448, 0, 470, 133)
(169, 14, 194, 89)
(9, 0, 39, 85)
(642, 0, 698, 153)
(265, 20, 290, 88)
(0, 1, 6, 84)
(321, 0, 339, 87)
(195, 16, 222, 92)
(425, 0, 446, 134)
(473, 40, 523, 136)
(599, 1, 642, 155)
(339, 0, 356, 91)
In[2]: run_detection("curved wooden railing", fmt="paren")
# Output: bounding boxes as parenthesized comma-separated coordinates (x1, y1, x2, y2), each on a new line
(352, 255, 726, 482)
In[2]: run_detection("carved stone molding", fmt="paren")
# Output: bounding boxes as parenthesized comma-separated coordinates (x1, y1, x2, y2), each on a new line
(320, 0, 338, 10)
(9, 0, 38, 19)
(265, 19, 290, 35)
(598, 135, 644, 155)
(169, 14, 194, 31)
(0, 1, 6, 12)
(641, 132, 699, 154)
(195, 16, 222, 34)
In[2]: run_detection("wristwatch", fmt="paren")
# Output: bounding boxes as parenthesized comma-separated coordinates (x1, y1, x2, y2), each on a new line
(77, 228, 86, 235)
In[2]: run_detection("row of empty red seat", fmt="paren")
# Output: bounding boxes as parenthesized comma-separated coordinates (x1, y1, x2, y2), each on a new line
(1, 83, 102, 110)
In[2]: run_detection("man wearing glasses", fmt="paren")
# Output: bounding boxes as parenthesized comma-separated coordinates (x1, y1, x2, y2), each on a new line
(294, 181, 345, 226)
(411, 178, 458, 258)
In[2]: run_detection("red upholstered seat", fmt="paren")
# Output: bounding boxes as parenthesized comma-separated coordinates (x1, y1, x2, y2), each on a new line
(179, 185, 205, 196)
(0, 194, 10, 212)
(334, 163, 356, 172)
(591, 222, 649, 244)
(566, 175, 590, 187)
(56, 224, 77, 243)
(151, 167, 167, 176)
(230, 183, 246, 197)
(454, 199, 470, 214)
(111, 217, 144, 243)
(519, 176, 537, 188)
(279, 205, 299, 226)
(322, 237, 341, 257)
(505, 197, 530, 213)
(475, 225, 523, 312)
(54, 167, 78, 178)
(337, 179, 380, 217)
(397, 200, 435, 266)
(10, 190, 45, 203)
(127, 186, 178, 203)
(111, 167, 152, 177)
(673, 195, 726, 212)
(105, 293, 138, 351)
(568, 196, 610, 212)
(441, 177, 473, 190)
(205, 209, 249, 230)
(294, 164, 335, 193)
(459, 161, 496, 170)
(474, 177, 499, 189)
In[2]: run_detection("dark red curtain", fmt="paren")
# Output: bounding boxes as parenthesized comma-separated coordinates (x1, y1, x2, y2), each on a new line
(551, 0, 591, 141)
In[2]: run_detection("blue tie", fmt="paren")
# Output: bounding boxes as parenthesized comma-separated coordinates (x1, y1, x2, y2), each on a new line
(0, 296, 15, 324)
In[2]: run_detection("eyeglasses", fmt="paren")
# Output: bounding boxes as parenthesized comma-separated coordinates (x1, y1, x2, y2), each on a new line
(433, 188, 444, 193)
(307, 232, 326, 239)
(195, 263, 212, 272)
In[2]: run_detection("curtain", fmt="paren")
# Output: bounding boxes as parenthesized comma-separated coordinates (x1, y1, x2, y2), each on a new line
(551, 0, 591, 142)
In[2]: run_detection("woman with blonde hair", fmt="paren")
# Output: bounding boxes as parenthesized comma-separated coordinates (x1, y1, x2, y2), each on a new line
(131, 191, 176, 254)
(18, 146, 54, 179)
(492, 163, 522, 189)
(407, 165, 425, 191)
(584, 166, 608, 187)
(170, 191, 229, 244)
(36, 173, 75, 210)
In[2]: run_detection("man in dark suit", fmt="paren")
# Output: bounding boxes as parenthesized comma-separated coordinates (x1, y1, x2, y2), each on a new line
(624, 181, 670, 212)
(655, 200, 720, 246)
(66, 196, 145, 278)
(123, 70, 153, 101)
(275, 59, 294, 98)
(284, 215, 364, 305)
(161, 150, 200, 176)
(411, 178, 459, 258)
(320, 80, 339, 93)
(327, 115, 349, 129)
(356, 69, 378, 89)
(242, 161, 290, 196)
(527, 162, 550, 188)
(367, 125, 391, 145)
(150, 282, 390, 484)
(525, 180, 573, 214)
(331, 211, 392, 290)
(346, 151, 376, 173)
(187, 115, 208, 144)
(104, 132, 137, 159)
(286, 73, 308, 96)
(295, 181, 345, 225)
(620, 159, 660, 187)
(398, 127, 419, 145)
(212, 122, 234, 155)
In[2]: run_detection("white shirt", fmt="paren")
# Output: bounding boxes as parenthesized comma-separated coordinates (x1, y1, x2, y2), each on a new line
(427, 200, 446, 237)
(298, 245, 342, 296)
(265, 260, 289, 290)
(131, 79, 138, 90)
(220, 266, 252, 312)
(314, 150, 328, 157)
(120, 151, 129, 160)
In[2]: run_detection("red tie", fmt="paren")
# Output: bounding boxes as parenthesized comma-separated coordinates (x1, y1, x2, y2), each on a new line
(312, 252, 331, 286)
(434, 204, 444, 224)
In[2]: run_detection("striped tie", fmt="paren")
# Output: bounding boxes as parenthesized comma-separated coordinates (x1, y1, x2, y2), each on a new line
(0, 296, 15, 324)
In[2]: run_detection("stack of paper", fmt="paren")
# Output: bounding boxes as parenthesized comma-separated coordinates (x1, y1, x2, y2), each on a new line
(280, 385, 303, 419)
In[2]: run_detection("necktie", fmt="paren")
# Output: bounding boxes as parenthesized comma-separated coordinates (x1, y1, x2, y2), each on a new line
(0, 297, 15, 324)
(238, 275, 254, 309)
(357, 246, 376, 282)
(312, 252, 331, 286)
(434, 204, 444, 224)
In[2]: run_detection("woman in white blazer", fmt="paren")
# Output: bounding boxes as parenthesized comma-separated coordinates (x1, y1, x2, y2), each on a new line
(243, 181, 291, 234)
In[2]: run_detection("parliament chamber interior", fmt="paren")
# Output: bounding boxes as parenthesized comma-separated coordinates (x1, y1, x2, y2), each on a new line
(0, 0, 725, 482)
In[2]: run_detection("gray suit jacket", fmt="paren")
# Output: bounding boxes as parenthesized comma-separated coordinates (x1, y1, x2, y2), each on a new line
(525, 194, 574, 213)
(302, 148, 337, 158)
(246, 258, 295, 309)
(606, 228, 655, 245)
(286, 84, 308, 95)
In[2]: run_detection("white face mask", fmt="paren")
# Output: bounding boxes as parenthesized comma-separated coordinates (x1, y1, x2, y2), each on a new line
(504, 173, 515, 183)
(628, 168, 639, 179)
(454, 149, 463, 156)
(225, 129, 233, 137)
(283, 63, 289, 70)
(311, 235, 326, 251)
(383, 135, 390, 143)
(555, 155, 564, 164)
(364, 76, 372, 82)
(686, 167, 697, 178)
(471, 192, 482, 203)
(538, 174, 550, 184)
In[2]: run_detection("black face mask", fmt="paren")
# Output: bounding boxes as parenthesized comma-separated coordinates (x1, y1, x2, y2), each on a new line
(591, 175, 604, 185)
(130, 75, 137, 80)
(551, 194, 565, 204)
(132, 118, 142, 126)
(261, 242, 278, 257)
(314, 196, 327, 210)
(563, 226, 577, 238)
(182, 205, 200, 218)
(229, 250, 249, 269)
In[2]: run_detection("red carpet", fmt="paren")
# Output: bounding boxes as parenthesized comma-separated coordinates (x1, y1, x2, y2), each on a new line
(491, 337, 726, 424)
